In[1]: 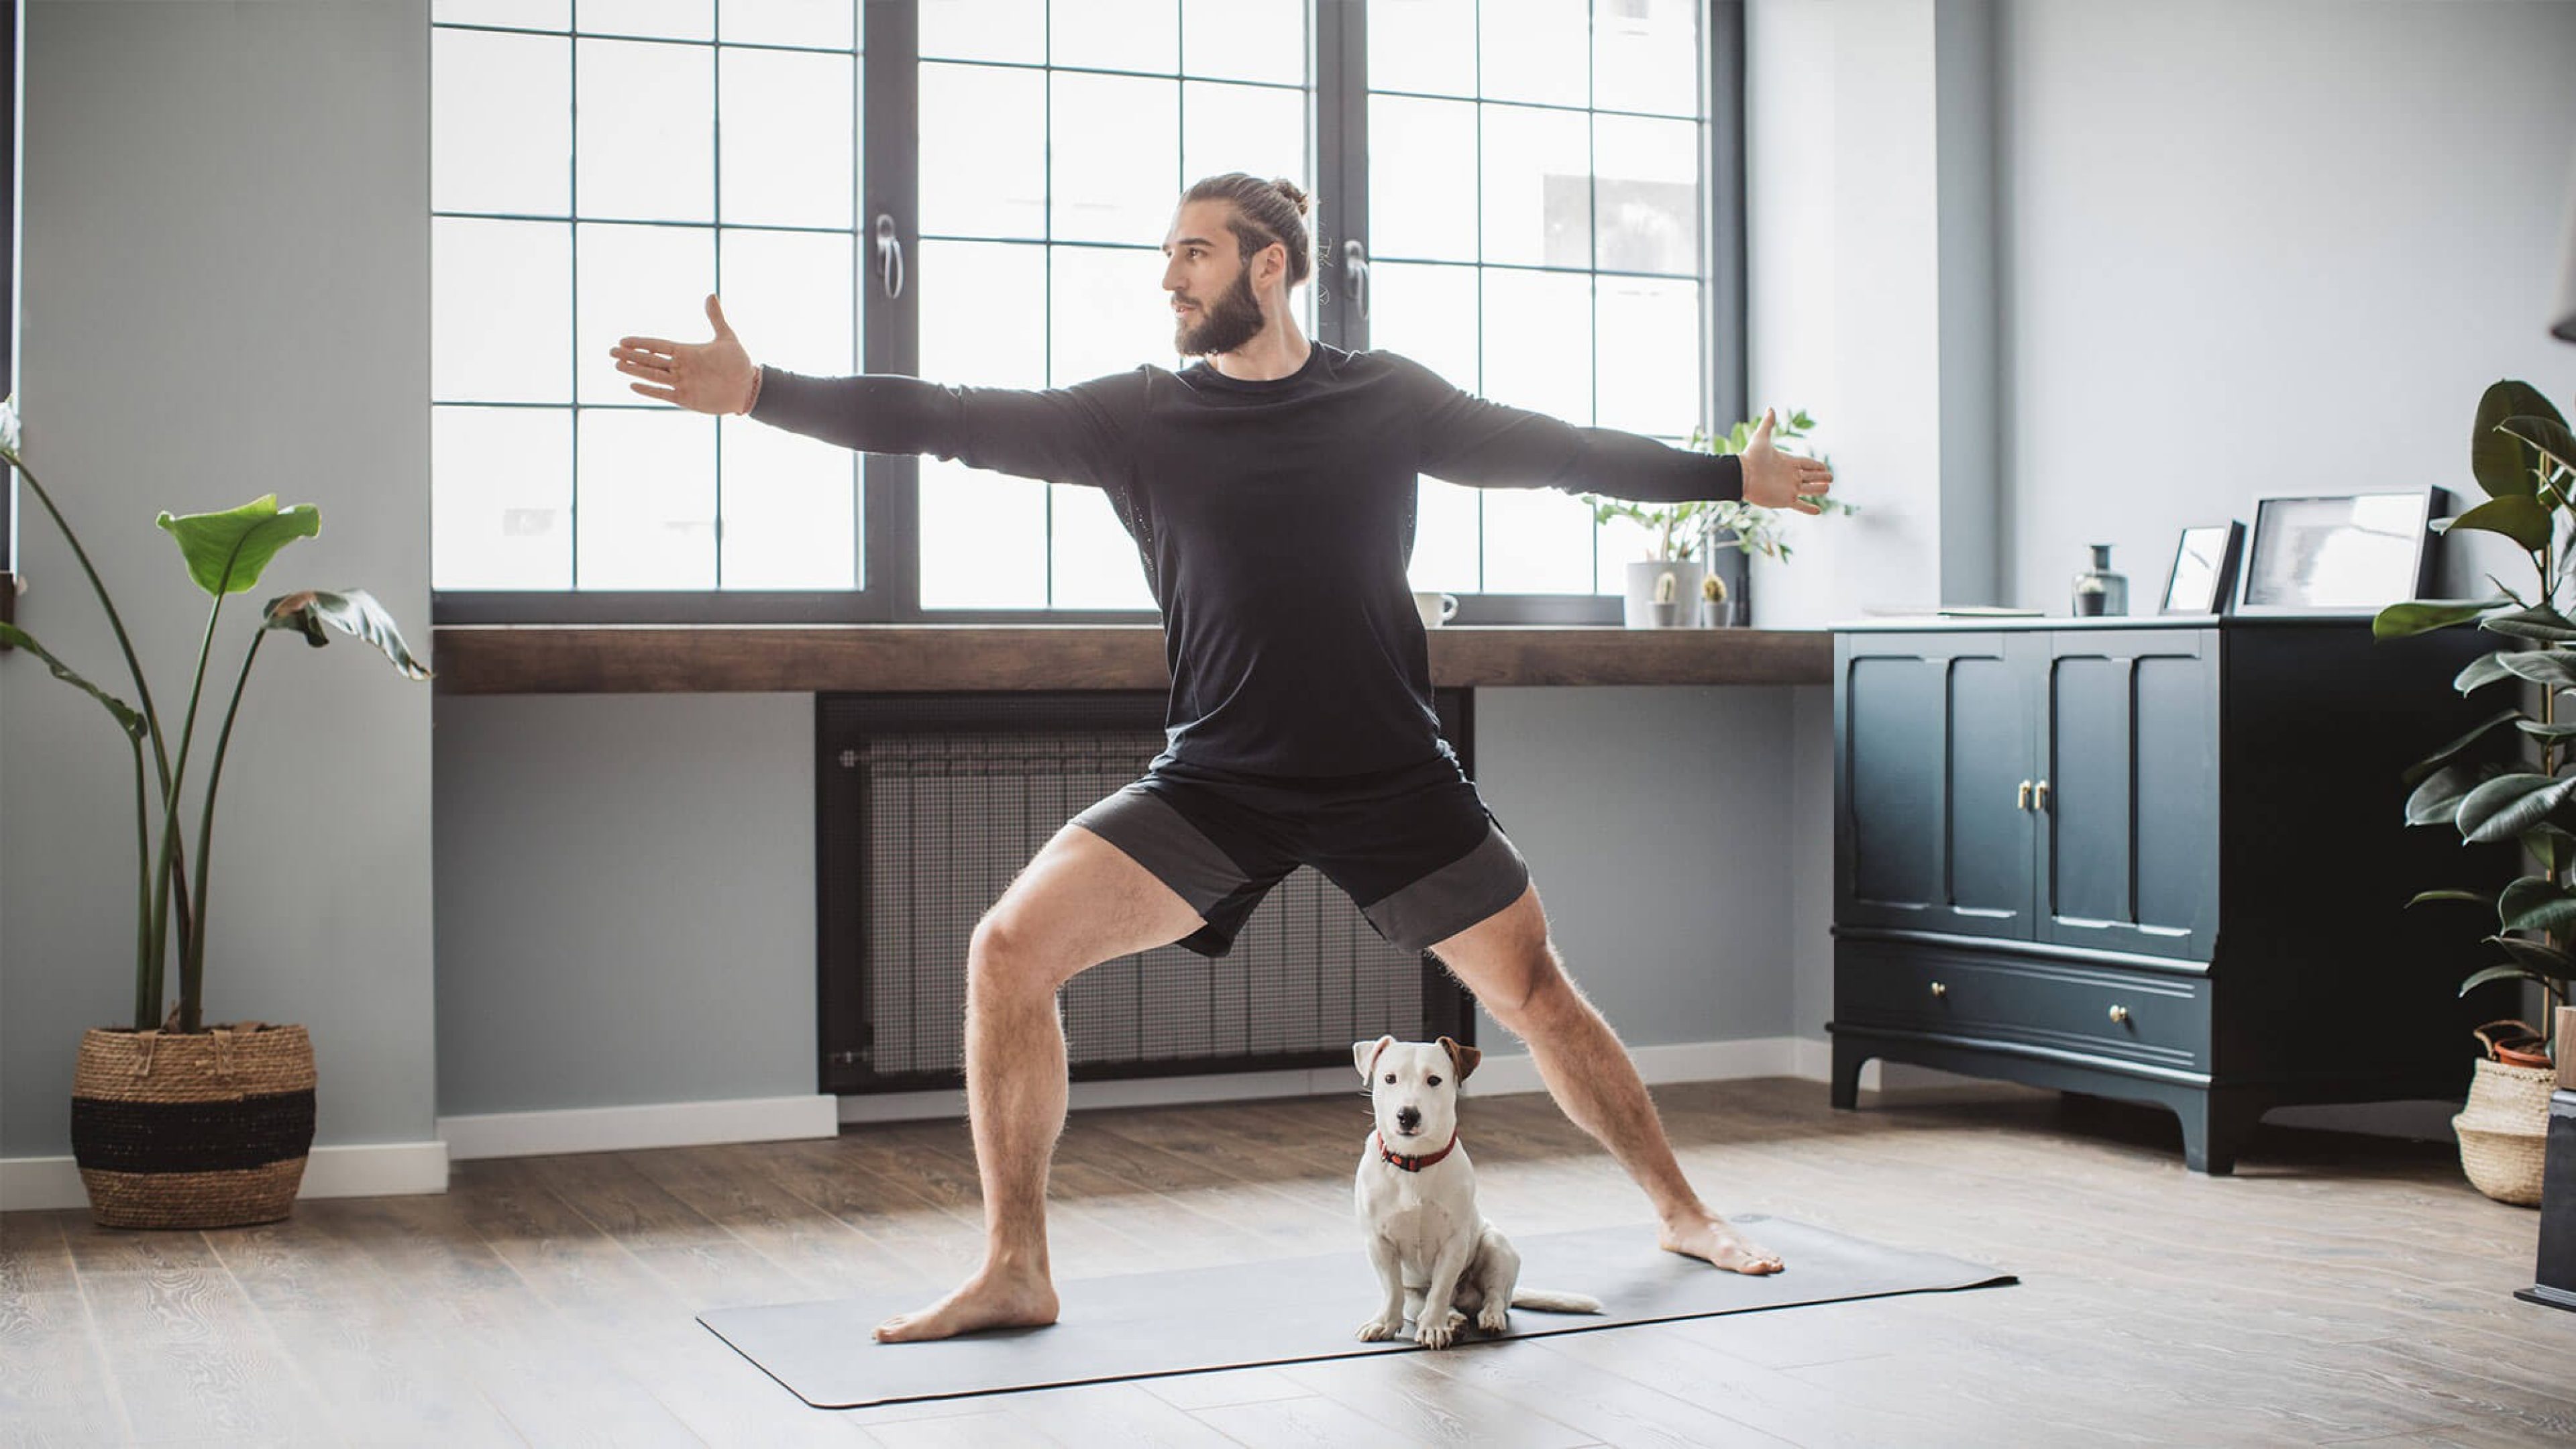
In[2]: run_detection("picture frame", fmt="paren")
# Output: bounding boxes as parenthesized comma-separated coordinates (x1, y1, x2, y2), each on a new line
(2160, 521, 2244, 616)
(2234, 487, 2448, 616)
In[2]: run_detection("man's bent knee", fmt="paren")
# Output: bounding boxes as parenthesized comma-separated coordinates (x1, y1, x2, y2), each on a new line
(969, 914, 1075, 997)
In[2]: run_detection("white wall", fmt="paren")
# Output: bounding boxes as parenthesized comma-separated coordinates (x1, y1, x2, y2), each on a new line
(2, 1, 436, 1165)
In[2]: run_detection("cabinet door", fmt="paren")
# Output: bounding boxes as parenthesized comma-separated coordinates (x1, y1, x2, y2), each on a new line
(1835, 632, 2039, 938)
(2037, 629, 2220, 961)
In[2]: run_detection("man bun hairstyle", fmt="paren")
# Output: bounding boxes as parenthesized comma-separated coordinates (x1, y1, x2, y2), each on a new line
(1183, 172, 1313, 289)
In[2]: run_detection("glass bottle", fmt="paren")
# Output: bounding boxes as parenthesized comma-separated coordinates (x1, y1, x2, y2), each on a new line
(2072, 544, 2128, 617)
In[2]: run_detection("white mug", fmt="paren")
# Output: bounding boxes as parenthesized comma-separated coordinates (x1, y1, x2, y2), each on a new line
(1413, 590, 1460, 628)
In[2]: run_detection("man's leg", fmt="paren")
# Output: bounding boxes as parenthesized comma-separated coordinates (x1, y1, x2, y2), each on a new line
(873, 820, 1210, 1342)
(1427, 879, 1785, 1275)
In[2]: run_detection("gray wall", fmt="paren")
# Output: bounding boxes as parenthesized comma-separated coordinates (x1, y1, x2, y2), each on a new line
(3, 0, 434, 1159)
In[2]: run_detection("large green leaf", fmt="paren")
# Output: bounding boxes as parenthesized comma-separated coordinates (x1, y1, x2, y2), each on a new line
(2461, 965, 2551, 998)
(2487, 934, 2576, 979)
(2498, 649, 2576, 689)
(0, 623, 143, 737)
(2456, 773, 2576, 843)
(2446, 495, 2554, 551)
(2402, 706, 2525, 787)
(2527, 822, 2576, 875)
(260, 588, 433, 680)
(157, 495, 319, 597)
(2408, 888, 2500, 909)
(2457, 649, 2521, 694)
(2500, 873, 2576, 934)
(2473, 380, 2561, 497)
(2376, 596, 2511, 639)
(2480, 604, 2576, 643)
(2406, 761, 2498, 826)
(2501, 415, 2576, 478)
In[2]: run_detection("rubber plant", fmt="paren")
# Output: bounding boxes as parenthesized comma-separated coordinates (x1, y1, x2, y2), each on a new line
(2377, 379, 2576, 1063)
(1579, 409, 1856, 565)
(0, 394, 431, 1034)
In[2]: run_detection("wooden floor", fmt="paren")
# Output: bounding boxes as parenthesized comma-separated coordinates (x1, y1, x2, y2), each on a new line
(3, 1076, 2571, 1447)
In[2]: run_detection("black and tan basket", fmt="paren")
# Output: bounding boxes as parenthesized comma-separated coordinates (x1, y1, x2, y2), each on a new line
(70, 1019, 317, 1230)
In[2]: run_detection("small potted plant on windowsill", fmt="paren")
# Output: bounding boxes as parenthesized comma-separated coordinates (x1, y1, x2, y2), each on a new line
(1580, 409, 1855, 628)
(0, 394, 431, 1230)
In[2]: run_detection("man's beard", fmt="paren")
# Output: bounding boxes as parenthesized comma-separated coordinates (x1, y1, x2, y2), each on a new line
(1175, 264, 1265, 358)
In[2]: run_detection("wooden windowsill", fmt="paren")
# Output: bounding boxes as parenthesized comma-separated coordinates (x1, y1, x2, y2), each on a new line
(429, 624, 1832, 694)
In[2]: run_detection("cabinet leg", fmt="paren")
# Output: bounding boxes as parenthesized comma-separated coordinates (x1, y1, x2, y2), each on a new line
(1830, 1038, 1868, 1110)
(2180, 1091, 2266, 1176)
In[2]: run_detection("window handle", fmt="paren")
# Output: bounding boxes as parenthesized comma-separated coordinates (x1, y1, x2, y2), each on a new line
(874, 213, 906, 301)
(1342, 237, 1368, 321)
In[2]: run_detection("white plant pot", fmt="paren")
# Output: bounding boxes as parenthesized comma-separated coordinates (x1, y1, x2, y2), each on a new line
(1623, 559, 1705, 629)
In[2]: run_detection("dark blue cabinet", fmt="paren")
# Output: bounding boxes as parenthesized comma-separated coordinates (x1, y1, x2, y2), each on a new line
(1831, 618, 2512, 1173)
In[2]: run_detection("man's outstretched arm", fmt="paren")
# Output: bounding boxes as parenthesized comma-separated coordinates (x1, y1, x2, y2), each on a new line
(1393, 354, 1831, 511)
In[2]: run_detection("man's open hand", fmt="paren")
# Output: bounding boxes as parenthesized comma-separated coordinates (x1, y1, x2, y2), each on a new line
(1739, 408, 1834, 513)
(609, 294, 758, 415)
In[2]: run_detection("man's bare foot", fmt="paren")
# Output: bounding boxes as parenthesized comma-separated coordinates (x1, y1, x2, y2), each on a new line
(871, 1265, 1061, 1343)
(1660, 1212, 1785, 1275)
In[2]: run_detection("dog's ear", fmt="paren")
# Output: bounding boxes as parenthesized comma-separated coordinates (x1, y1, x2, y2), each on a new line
(1438, 1036, 1481, 1082)
(1354, 1034, 1396, 1079)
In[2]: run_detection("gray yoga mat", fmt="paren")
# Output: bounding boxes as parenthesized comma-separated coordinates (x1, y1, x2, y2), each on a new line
(698, 1215, 2015, 1409)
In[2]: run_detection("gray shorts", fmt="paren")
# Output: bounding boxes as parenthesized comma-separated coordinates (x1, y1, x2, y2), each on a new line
(1071, 752, 1531, 959)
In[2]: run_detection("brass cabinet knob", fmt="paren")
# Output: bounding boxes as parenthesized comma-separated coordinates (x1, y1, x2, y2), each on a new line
(2108, 1004, 2131, 1025)
(2017, 780, 2033, 811)
(1929, 981, 1948, 999)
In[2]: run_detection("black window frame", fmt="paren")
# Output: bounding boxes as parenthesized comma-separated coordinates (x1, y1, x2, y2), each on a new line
(430, 0, 1746, 628)
(2, 0, 19, 633)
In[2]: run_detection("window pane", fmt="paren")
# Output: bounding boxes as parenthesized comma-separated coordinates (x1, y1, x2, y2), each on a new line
(1481, 103, 1590, 268)
(433, 29, 568, 217)
(576, 409, 716, 588)
(1593, 113, 1697, 276)
(920, 63, 1046, 241)
(1595, 274, 1699, 437)
(720, 414, 855, 588)
(1368, 261, 1479, 394)
(1051, 0, 1177, 74)
(1052, 72, 1179, 246)
(575, 0, 710, 41)
(718, 227, 855, 378)
(435, 0, 568, 29)
(922, 241, 1048, 390)
(922, 0, 1043, 63)
(1368, 95, 1476, 263)
(1369, 0, 1472, 98)
(433, 406, 572, 589)
(1481, 267, 1591, 422)
(1051, 484, 1154, 608)
(433, 218, 571, 403)
(577, 222, 715, 406)
(1182, 0, 1303, 86)
(1595, 0, 1696, 117)
(1595, 508, 1660, 583)
(1479, 0, 1589, 107)
(1409, 478, 1481, 593)
(921, 462, 1048, 608)
(719, 48, 853, 231)
(720, 0, 854, 50)
(1483, 486, 1593, 592)
(1051, 246, 1177, 383)
(1181, 82, 1307, 204)
(576, 38, 712, 222)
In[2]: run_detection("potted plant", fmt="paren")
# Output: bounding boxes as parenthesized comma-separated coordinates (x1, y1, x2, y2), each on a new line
(2377, 378, 2576, 1205)
(1580, 409, 1856, 629)
(0, 395, 431, 1229)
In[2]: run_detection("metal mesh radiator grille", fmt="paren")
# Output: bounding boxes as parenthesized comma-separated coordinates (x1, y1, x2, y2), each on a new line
(818, 692, 1472, 1093)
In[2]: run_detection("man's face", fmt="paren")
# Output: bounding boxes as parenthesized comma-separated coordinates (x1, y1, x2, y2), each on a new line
(1162, 200, 1269, 358)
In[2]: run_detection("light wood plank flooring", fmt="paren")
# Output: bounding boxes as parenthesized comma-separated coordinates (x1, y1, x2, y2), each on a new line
(4, 1077, 2572, 1447)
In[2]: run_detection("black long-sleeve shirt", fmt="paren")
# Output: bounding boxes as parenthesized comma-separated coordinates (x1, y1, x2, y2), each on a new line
(751, 343, 1743, 777)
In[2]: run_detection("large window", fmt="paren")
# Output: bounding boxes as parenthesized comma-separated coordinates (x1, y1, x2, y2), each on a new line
(429, 0, 1735, 623)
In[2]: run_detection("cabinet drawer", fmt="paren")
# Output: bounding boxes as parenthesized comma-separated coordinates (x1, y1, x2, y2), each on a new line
(1836, 939, 2210, 1073)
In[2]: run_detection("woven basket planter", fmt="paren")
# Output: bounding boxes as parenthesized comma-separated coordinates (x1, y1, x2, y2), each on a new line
(70, 1022, 316, 1230)
(2453, 1055, 2555, 1208)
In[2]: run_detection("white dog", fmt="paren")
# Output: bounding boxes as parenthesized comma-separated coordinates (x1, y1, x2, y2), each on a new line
(1352, 1034, 1603, 1348)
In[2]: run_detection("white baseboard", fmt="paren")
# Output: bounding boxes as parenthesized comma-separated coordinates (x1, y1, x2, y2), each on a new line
(439, 1092, 841, 1161)
(0, 1138, 450, 1214)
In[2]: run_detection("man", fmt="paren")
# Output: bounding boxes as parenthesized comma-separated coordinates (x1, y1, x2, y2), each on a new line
(610, 173, 1835, 1344)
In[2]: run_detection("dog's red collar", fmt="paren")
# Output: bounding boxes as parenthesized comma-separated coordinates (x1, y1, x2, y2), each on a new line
(1376, 1129, 1459, 1173)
